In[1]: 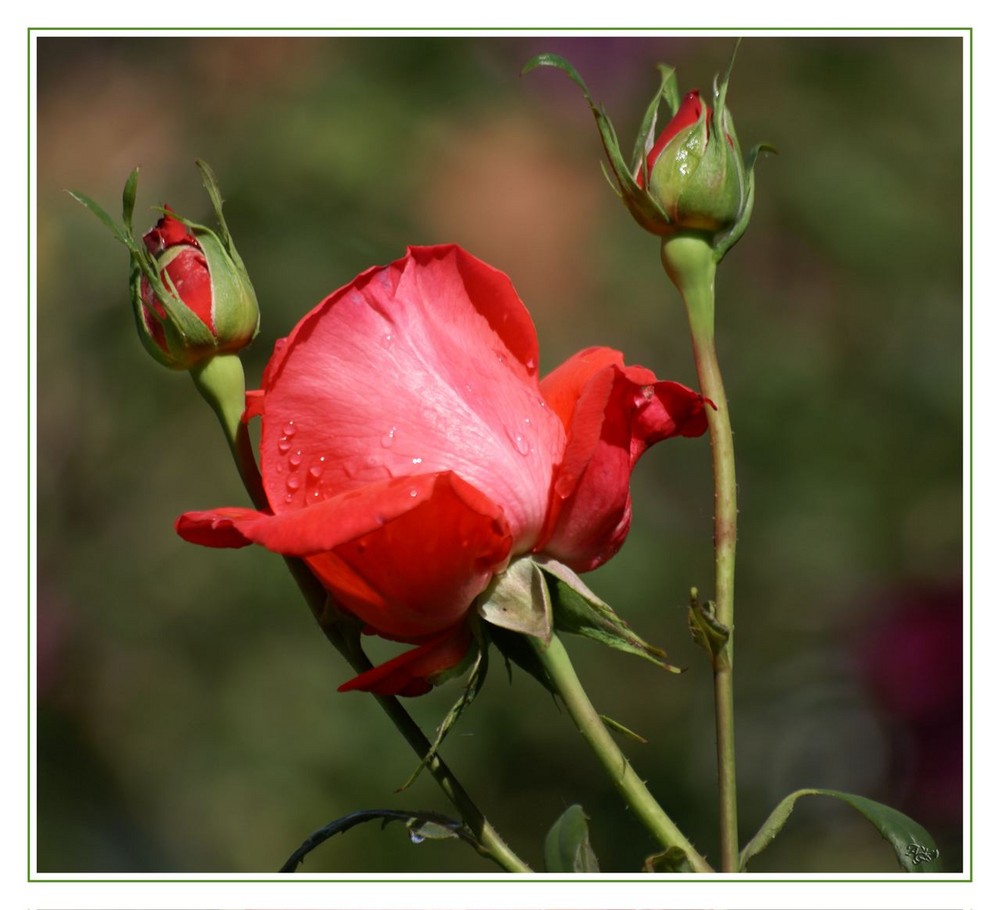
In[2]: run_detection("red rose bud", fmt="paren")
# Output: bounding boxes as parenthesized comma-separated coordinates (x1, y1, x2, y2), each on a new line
(523, 49, 768, 258)
(637, 90, 745, 234)
(130, 208, 259, 370)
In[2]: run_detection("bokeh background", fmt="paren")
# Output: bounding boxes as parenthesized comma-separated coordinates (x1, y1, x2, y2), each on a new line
(35, 34, 965, 873)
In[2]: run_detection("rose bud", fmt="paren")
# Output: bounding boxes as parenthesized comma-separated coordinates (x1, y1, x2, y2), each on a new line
(524, 49, 770, 260)
(131, 208, 259, 370)
(636, 90, 745, 235)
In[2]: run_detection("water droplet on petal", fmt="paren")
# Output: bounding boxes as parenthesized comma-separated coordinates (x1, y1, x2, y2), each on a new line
(409, 487, 418, 497)
(380, 332, 394, 348)
(284, 493, 293, 503)
(289, 451, 303, 468)
(411, 457, 423, 465)
(525, 357, 537, 371)
(286, 475, 301, 491)
(409, 832, 425, 845)
(277, 436, 292, 454)
(380, 426, 397, 448)
(507, 426, 530, 456)
(284, 420, 296, 437)
(308, 464, 323, 479)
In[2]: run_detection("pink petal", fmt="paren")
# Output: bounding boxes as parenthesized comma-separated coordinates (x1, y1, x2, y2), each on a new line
(537, 347, 707, 571)
(176, 472, 513, 640)
(253, 245, 565, 552)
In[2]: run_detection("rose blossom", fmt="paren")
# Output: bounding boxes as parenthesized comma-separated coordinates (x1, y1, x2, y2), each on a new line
(177, 245, 706, 695)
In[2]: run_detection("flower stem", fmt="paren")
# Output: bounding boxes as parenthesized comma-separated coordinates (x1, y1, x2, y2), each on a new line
(529, 632, 713, 872)
(189, 354, 531, 873)
(661, 235, 740, 872)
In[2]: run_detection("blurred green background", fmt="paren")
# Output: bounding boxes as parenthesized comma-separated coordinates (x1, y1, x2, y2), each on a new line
(35, 34, 964, 874)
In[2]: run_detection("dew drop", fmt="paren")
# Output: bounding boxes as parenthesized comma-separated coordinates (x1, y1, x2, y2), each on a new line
(525, 357, 537, 371)
(277, 436, 292, 454)
(409, 832, 425, 845)
(308, 464, 323, 479)
(380, 332, 394, 348)
(408, 487, 418, 497)
(507, 426, 530, 456)
(289, 450, 303, 468)
(283, 420, 296, 437)
(286, 475, 301, 491)
(411, 457, 423, 465)
(284, 493, 293, 503)
(380, 426, 397, 448)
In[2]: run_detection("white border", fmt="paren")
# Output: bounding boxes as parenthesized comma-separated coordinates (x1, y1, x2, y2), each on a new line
(15, 13, 984, 910)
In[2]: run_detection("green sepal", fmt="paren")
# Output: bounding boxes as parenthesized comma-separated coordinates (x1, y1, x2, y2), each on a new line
(476, 556, 553, 643)
(486, 624, 557, 695)
(643, 845, 694, 872)
(523, 52, 671, 234)
(713, 141, 776, 264)
(740, 788, 944, 873)
(121, 167, 139, 235)
(398, 634, 488, 792)
(687, 588, 731, 664)
(538, 558, 679, 671)
(632, 64, 680, 179)
(543, 804, 600, 873)
(67, 189, 131, 247)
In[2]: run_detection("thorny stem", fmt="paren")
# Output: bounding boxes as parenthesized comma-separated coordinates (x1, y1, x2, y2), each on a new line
(661, 235, 740, 873)
(190, 354, 532, 873)
(529, 633, 714, 872)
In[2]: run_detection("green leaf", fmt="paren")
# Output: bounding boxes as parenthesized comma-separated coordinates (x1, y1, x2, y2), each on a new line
(643, 846, 694, 872)
(477, 556, 552, 642)
(740, 788, 944, 873)
(539, 559, 679, 671)
(544, 804, 600, 873)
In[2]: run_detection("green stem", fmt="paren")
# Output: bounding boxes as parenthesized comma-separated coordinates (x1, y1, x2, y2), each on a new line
(189, 354, 531, 874)
(530, 632, 713, 873)
(661, 235, 740, 873)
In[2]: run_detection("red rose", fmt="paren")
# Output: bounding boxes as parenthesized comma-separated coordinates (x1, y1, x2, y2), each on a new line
(177, 245, 706, 695)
